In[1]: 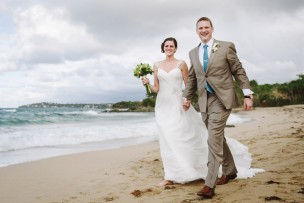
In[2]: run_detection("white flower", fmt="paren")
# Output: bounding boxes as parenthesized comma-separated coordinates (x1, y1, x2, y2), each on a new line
(212, 42, 220, 53)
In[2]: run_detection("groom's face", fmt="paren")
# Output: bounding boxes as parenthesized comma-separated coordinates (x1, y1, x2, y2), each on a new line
(196, 20, 213, 44)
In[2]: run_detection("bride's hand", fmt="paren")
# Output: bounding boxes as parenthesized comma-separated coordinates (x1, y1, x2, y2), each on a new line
(182, 98, 191, 111)
(141, 77, 149, 85)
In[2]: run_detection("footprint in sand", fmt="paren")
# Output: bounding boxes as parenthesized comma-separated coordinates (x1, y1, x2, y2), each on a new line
(131, 188, 161, 197)
(264, 196, 282, 201)
(180, 198, 201, 203)
(104, 193, 119, 202)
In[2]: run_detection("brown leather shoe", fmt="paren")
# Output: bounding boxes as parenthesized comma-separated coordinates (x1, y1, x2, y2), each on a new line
(217, 174, 237, 185)
(197, 185, 215, 198)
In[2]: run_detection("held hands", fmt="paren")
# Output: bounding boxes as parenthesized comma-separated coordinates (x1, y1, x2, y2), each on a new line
(182, 97, 191, 111)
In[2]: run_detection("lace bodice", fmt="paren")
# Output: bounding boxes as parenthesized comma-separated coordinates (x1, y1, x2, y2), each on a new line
(156, 61, 183, 100)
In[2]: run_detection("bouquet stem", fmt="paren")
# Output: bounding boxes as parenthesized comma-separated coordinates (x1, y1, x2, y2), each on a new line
(145, 84, 152, 94)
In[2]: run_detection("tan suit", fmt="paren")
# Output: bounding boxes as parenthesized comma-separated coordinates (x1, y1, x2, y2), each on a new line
(183, 39, 251, 188)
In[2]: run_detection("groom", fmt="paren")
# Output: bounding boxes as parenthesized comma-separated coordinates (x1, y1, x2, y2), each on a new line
(182, 17, 253, 198)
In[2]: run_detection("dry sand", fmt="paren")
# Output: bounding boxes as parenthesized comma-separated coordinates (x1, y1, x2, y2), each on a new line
(0, 105, 303, 203)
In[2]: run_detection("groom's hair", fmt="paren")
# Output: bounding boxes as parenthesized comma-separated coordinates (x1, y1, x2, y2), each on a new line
(196, 17, 213, 28)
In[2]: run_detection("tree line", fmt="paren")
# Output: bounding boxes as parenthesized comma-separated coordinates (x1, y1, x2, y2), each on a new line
(114, 74, 304, 111)
(249, 74, 304, 107)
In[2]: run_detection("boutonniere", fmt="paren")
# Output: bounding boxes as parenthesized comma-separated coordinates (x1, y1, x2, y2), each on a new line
(212, 42, 220, 53)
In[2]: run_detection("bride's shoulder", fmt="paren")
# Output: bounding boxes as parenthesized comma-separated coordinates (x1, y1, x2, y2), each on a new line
(153, 61, 162, 72)
(178, 59, 186, 65)
(154, 60, 165, 68)
(177, 60, 187, 69)
(154, 60, 165, 66)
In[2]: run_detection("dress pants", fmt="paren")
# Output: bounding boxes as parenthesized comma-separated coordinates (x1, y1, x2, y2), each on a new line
(201, 92, 238, 188)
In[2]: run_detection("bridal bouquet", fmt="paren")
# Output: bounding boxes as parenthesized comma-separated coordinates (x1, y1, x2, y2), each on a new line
(133, 63, 153, 94)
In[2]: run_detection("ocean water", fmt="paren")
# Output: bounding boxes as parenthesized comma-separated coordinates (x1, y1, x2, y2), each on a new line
(0, 107, 250, 167)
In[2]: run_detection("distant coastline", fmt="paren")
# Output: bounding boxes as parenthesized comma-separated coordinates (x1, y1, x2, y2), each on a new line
(17, 102, 154, 112)
(18, 102, 110, 109)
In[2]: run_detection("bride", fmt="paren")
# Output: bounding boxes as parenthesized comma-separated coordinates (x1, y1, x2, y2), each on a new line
(141, 37, 262, 187)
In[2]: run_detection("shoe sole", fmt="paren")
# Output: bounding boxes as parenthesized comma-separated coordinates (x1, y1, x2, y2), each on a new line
(197, 193, 214, 198)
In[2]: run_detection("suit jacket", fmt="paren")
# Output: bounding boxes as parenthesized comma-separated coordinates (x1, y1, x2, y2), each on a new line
(183, 39, 251, 112)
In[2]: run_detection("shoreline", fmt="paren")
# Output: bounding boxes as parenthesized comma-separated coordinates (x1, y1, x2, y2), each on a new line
(0, 111, 246, 168)
(0, 135, 157, 168)
(0, 105, 303, 203)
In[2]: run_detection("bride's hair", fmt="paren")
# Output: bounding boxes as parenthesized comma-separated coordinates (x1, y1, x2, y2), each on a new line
(161, 37, 177, 53)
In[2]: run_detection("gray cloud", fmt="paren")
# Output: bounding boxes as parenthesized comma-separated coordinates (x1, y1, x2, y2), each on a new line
(0, 0, 303, 107)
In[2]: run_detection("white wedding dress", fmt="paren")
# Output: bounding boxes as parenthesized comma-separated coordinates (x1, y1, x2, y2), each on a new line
(155, 61, 263, 183)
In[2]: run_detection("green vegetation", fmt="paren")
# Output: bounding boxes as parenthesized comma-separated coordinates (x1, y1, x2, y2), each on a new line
(111, 93, 156, 112)
(238, 74, 304, 107)
(127, 74, 304, 111)
(111, 100, 152, 112)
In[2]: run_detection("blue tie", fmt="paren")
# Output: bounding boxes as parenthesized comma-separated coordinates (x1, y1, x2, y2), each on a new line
(203, 45, 213, 93)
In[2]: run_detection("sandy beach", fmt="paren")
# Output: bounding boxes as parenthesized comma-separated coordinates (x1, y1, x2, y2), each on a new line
(0, 105, 303, 203)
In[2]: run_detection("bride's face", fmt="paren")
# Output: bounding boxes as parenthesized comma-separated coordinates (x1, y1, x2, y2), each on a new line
(164, 41, 176, 56)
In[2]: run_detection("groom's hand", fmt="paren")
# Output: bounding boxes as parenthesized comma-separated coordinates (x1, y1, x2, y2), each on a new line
(182, 98, 191, 111)
(243, 98, 253, 111)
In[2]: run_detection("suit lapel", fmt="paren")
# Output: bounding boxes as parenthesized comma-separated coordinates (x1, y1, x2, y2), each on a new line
(193, 44, 205, 75)
(206, 39, 218, 73)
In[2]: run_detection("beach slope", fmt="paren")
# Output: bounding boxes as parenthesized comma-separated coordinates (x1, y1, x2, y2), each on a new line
(0, 105, 303, 203)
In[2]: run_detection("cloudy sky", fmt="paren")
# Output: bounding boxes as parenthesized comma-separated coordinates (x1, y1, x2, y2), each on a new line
(0, 0, 303, 108)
